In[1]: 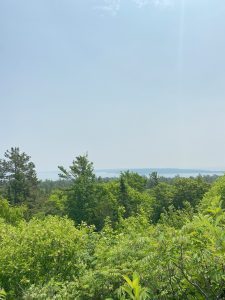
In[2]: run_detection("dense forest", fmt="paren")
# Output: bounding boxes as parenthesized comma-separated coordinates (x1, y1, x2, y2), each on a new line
(0, 147, 225, 299)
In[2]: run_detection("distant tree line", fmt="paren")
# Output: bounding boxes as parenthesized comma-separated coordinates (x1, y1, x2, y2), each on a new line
(0, 147, 214, 229)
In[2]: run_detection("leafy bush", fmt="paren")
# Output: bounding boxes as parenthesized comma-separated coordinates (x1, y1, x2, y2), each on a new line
(2, 175, 225, 299)
(0, 216, 95, 299)
(0, 198, 26, 225)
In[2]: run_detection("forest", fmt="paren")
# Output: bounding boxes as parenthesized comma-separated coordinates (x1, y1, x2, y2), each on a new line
(0, 147, 225, 299)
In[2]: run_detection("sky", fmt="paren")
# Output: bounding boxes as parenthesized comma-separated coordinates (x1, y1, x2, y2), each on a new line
(1, 0, 225, 172)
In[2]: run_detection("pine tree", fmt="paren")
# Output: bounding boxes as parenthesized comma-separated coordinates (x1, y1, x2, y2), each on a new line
(58, 153, 96, 224)
(0, 147, 38, 205)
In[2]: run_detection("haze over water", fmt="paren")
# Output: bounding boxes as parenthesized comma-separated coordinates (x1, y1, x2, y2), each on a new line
(38, 168, 224, 180)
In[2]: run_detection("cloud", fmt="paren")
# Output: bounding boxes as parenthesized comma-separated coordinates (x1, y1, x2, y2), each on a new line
(132, 0, 149, 7)
(152, 0, 173, 7)
(95, 0, 121, 16)
(96, 0, 173, 15)
(133, 0, 173, 8)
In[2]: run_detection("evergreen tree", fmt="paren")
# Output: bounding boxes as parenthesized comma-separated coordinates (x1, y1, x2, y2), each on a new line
(119, 175, 130, 218)
(147, 171, 159, 188)
(0, 147, 38, 206)
(58, 153, 96, 224)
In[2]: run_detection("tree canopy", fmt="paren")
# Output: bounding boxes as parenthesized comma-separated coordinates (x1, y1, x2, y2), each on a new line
(0, 147, 224, 299)
(0, 147, 38, 206)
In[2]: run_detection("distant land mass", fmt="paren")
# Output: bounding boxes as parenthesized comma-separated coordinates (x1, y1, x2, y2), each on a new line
(38, 168, 225, 180)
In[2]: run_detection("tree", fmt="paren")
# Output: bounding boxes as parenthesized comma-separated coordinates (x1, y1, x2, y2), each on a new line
(172, 176, 209, 209)
(118, 174, 154, 219)
(119, 175, 130, 218)
(42, 190, 67, 217)
(147, 172, 159, 188)
(120, 171, 147, 193)
(58, 153, 96, 224)
(200, 175, 225, 211)
(0, 147, 38, 206)
(58, 153, 95, 182)
(0, 197, 26, 225)
(150, 182, 176, 223)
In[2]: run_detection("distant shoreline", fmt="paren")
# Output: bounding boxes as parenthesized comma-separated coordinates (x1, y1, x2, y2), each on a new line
(38, 168, 225, 180)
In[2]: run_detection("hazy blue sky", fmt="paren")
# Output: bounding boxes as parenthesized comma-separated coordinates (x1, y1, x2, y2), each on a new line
(1, 0, 225, 171)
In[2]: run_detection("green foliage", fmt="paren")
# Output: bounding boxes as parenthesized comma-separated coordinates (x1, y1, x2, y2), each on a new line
(159, 201, 194, 229)
(23, 280, 80, 300)
(0, 216, 95, 299)
(120, 171, 147, 193)
(118, 176, 154, 219)
(2, 199, 225, 299)
(172, 176, 210, 209)
(0, 147, 38, 206)
(1, 149, 224, 299)
(147, 171, 159, 188)
(150, 182, 176, 222)
(0, 289, 6, 300)
(88, 183, 119, 230)
(118, 273, 150, 300)
(57, 156, 153, 229)
(58, 153, 97, 225)
(150, 177, 209, 223)
(42, 189, 67, 217)
(0, 198, 26, 225)
(58, 153, 95, 182)
(200, 175, 225, 211)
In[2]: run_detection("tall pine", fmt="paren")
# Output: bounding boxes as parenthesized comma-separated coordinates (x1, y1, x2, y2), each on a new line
(0, 147, 38, 206)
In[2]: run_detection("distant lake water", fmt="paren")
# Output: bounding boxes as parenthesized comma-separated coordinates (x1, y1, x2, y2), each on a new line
(38, 169, 224, 180)
(95, 168, 224, 178)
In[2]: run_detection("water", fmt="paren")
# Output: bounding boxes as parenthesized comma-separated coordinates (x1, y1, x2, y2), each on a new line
(38, 168, 224, 180)
(95, 168, 224, 178)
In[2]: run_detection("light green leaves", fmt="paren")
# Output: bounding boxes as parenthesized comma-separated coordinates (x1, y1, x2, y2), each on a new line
(118, 273, 149, 300)
(0, 289, 6, 300)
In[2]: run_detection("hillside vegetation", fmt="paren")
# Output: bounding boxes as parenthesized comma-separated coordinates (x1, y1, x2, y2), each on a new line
(0, 147, 224, 299)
